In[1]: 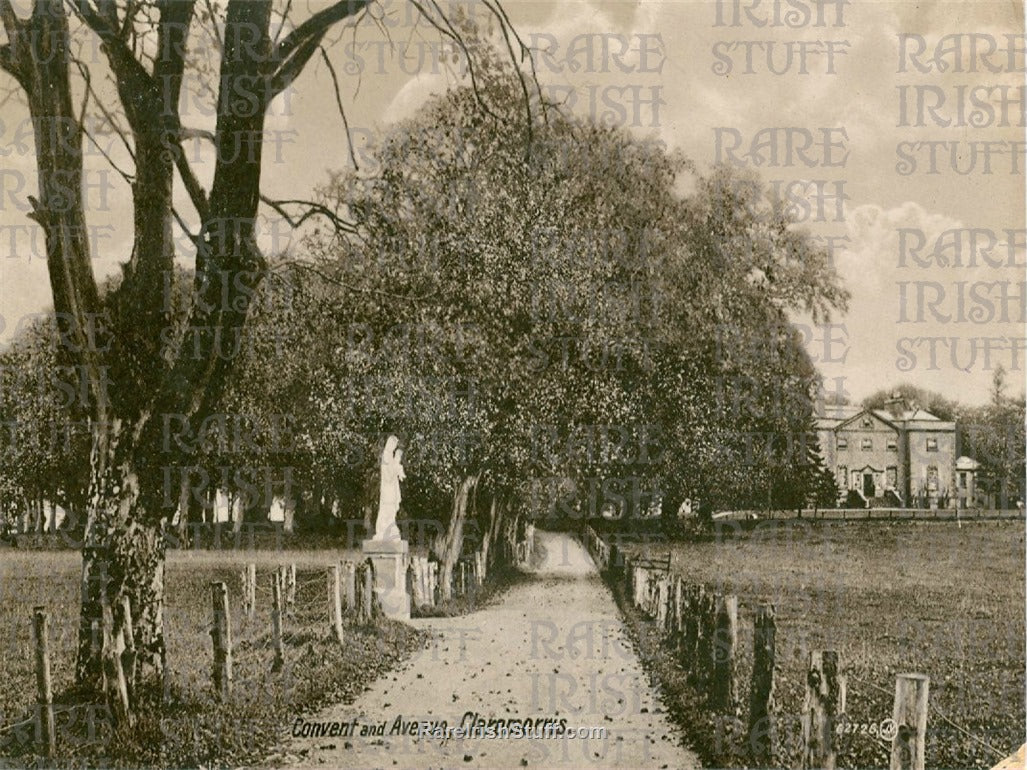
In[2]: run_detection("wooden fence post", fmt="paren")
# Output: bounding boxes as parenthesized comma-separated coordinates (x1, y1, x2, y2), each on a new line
(890, 673, 929, 770)
(672, 577, 684, 640)
(406, 562, 418, 609)
(749, 602, 776, 766)
(353, 562, 362, 618)
(210, 582, 233, 697)
(802, 650, 846, 770)
(343, 562, 356, 610)
(249, 562, 257, 615)
(693, 585, 711, 686)
(640, 567, 650, 612)
(656, 577, 669, 628)
(711, 594, 738, 712)
(683, 584, 698, 676)
(271, 573, 285, 671)
(360, 559, 375, 621)
(241, 563, 255, 617)
(408, 562, 421, 607)
(240, 567, 249, 615)
(32, 607, 56, 758)
(329, 565, 344, 644)
(410, 559, 420, 608)
(286, 563, 296, 613)
(646, 570, 657, 616)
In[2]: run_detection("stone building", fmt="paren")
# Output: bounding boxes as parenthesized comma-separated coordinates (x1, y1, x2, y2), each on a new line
(816, 397, 960, 508)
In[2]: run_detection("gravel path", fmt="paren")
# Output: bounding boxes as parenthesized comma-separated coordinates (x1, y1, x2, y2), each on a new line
(274, 531, 699, 769)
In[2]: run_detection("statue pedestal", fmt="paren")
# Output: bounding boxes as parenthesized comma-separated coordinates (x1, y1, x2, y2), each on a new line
(361, 538, 410, 621)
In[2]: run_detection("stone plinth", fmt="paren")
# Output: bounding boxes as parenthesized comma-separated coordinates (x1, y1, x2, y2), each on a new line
(361, 538, 410, 621)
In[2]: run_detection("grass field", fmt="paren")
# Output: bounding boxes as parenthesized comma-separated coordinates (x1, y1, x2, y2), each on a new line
(0, 547, 425, 767)
(619, 519, 1026, 769)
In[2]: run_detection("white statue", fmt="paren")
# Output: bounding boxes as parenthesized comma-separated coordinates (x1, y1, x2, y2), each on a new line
(375, 436, 405, 541)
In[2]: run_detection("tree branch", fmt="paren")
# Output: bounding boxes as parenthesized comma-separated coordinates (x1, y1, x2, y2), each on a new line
(74, 0, 157, 128)
(73, 59, 135, 161)
(480, 0, 531, 147)
(260, 194, 358, 235)
(0, 0, 28, 87)
(0, 43, 18, 81)
(318, 45, 359, 170)
(267, 28, 323, 99)
(271, 0, 369, 67)
(17, 0, 105, 414)
(201, 0, 222, 51)
(281, 259, 436, 302)
(172, 145, 209, 220)
(411, 0, 500, 122)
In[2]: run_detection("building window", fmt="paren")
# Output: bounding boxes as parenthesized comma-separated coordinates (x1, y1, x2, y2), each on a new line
(927, 466, 939, 491)
(887, 437, 897, 451)
(837, 465, 847, 488)
(861, 438, 873, 451)
(926, 437, 938, 452)
(862, 417, 873, 428)
(837, 436, 848, 450)
(887, 466, 897, 487)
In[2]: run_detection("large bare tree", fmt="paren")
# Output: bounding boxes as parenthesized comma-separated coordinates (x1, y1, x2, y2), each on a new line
(0, 0, 534, 719)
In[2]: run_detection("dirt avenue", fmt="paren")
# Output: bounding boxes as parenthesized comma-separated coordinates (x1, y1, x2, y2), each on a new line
(271, 531, 699, 769)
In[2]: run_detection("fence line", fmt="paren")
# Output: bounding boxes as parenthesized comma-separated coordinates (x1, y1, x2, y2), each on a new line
(583, 524, 999, 769)
(3, 523, 540, 750)
(711, 508, 1025, 522)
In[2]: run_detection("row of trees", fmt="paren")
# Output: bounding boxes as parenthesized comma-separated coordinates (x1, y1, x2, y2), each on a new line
(0, 3, 846, 725)
(2, 65, 849, 534)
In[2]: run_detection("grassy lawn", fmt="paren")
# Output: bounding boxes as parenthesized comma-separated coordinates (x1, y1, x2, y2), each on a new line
(0, 548, 426, 767)
(621, 520, 1025, 769)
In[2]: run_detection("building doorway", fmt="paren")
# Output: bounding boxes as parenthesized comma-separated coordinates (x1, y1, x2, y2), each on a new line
(863, 472, 875, 497)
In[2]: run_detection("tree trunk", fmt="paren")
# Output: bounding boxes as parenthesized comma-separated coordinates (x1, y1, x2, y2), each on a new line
(1, 0, 375, 723)
(283, 496, 296, 534)
(47, 499, 58, 533)
(480, 494, 507, 577)
(19, 493, 30, 534)
(176, 470, 196, 544)
(77, 420, 167, 703)
(362, 466, 378, 537)
(231, 493, 244, 534)
(435, 475, 478, 601)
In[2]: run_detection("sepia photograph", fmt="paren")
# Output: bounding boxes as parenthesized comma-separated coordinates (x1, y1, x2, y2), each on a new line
(0, 0, 1024, 768)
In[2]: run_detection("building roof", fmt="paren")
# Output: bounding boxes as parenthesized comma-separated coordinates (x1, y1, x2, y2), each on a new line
(956, 456, 981, 470)
(819, 405, 862, 419)
(872, 408, 940, 422)
(904, 419, 956, 431)
(816, 405, 955, 432)
(815, 404, 860, 430)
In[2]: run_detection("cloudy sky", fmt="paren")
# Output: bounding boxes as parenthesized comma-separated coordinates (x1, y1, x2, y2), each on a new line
(1, 0, 1024, 404)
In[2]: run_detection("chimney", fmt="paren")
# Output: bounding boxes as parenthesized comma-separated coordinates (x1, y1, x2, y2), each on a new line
(884, 391, 907, 418)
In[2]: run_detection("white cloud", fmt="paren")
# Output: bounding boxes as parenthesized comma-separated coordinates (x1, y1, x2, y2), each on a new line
(814, 201, 1025, 404)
